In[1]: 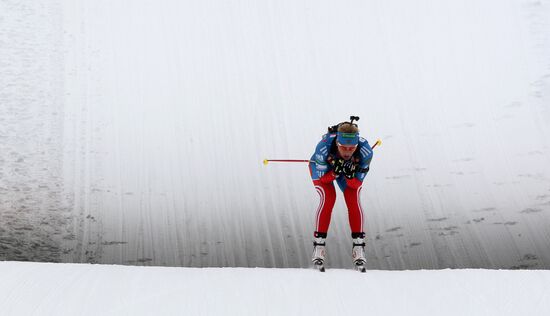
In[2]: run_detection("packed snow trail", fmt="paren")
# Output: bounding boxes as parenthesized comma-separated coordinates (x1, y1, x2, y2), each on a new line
(2, 0, 550, 269)
(1, 261, 549, 316)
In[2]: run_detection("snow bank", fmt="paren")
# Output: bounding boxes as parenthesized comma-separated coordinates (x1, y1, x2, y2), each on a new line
(2, 0, 550, 270)
(1, 261, 549, 315)
(57, 0, 550, 269)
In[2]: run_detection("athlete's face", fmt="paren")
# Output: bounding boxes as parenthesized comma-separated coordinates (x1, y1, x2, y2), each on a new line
(337, 142, 357, 160)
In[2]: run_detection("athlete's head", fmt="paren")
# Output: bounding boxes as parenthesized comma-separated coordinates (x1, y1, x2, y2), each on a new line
(336, 123, 359, 160)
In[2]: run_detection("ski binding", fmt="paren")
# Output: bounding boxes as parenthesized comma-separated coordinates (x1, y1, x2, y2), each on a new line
(313, 259, 325, 272)
(354, 260, 366, 273)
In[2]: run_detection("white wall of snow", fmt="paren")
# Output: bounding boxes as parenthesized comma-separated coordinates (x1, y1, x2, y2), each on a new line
(1, 0, 550, 269)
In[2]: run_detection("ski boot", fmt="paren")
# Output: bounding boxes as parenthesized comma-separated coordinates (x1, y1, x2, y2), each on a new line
(352, 232, 367, 273)
(312, 232, 327, 272)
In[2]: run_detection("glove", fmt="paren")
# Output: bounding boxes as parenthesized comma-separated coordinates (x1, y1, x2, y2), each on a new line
(343, 160, 357, 179)
(327, 156, 345, 175)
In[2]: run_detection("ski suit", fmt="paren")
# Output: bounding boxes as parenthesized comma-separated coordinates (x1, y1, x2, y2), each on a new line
(309, 133, 373, 235)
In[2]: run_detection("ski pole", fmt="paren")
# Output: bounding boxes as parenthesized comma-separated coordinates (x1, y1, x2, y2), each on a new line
(263, 139, 382, 166)
(263, 159, 313, 165)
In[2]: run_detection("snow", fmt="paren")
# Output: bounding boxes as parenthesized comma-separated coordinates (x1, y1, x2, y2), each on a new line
(2, 0, 550, 314)
(0, 261, 549, 316)
(58, 0, 550, 269)
(2, 0, 550, 271)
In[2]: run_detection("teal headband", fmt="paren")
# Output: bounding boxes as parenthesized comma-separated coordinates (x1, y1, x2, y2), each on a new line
(336, 132, 359, 145)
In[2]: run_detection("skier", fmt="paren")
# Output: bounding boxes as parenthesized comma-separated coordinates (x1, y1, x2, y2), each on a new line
(309, 117, 373, 272)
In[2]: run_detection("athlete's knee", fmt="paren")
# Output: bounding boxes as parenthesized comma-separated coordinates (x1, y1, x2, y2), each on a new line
(314, 181, 336, 207)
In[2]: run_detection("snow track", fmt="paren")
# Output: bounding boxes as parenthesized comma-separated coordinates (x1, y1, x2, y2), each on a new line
(1, 261, 550, 316)
(1, 0, 550, 269)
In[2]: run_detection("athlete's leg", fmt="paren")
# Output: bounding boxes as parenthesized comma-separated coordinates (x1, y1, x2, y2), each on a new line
(343, 183, 364, 234)
(312, 179, 336, 235)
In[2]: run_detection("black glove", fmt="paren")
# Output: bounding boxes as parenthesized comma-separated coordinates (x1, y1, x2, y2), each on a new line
(328, 156, 345, 175)
(343, 160, 357, 179)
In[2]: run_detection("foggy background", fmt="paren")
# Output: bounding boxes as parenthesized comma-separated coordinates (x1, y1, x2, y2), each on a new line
(1, 0, 550, 269)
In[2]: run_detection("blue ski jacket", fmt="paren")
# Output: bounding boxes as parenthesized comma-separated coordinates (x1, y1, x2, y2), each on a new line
(309, 133, 373, 189)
